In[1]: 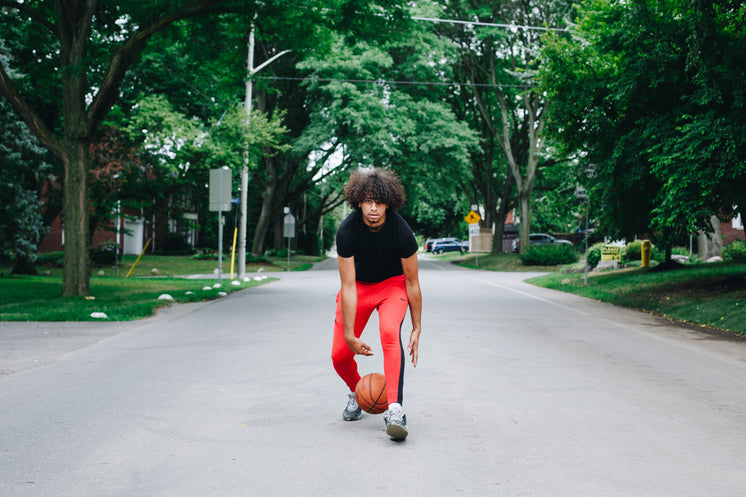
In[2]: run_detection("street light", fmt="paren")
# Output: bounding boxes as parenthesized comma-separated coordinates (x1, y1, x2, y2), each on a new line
(237, 23, 291, 279)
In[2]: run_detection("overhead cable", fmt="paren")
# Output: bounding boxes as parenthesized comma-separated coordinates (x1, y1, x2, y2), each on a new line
(257, 75, 532, 89)
(410, 15, 567, 32)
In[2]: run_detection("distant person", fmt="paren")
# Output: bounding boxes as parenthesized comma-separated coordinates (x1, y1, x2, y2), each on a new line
(331, 167, 422, 441)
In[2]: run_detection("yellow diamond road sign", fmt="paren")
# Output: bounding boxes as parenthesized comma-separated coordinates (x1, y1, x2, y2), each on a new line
(465, 210, 481, 224)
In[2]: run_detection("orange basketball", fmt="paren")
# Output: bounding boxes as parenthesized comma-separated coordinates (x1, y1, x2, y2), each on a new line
(355, 373, 388, 414)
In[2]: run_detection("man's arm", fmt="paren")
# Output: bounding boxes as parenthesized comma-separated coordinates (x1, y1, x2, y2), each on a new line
(401, 253, 422, 367)
(338, 255, 372, 356)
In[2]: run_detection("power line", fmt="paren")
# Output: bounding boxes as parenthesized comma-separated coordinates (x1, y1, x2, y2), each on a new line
(411, 15, 567, 33)
(256, 75, 532, 89)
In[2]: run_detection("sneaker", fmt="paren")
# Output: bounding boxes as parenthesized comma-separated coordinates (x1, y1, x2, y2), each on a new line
(384, 403, 408, 440)
(343, 392, 362, 421)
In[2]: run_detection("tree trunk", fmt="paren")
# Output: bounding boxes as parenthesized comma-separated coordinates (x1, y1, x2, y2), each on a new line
(490, 179, 513, 254)
(517, 188, 531, 255)
(61, 141, 91, 296)
(251, 156, 279, 256)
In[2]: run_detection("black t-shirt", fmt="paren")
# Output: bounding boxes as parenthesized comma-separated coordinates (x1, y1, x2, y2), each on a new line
(336, 210, 419, 283)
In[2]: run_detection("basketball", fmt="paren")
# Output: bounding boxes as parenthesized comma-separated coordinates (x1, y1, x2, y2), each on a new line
(355, 373, 388, 414)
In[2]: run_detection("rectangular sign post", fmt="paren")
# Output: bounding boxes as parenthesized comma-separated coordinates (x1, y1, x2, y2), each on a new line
(209, 168, 232, 284)
(283, 209, 295, 269)
(465, 207, 482, 268)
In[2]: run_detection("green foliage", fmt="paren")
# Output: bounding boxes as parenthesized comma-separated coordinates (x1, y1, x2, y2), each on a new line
(529, 262, 746, 336)
(539, 0, 746, 248)
(297, 32, 478, 239)
(520, 244, 578, 266)
(426, 0, 577, 251)
(155, 233, 195, 256)
(35, 252, 65, 267)
(90, 242, 120, 266)
(625, 240, 644, 261)
(0, 95, 53, 273)
(191, 252, 226, 261)
(722, 240, 746, 262)
(246, 254, 273, 265)
(587, 243, 603, 269)
(531, 161, 585, 234)
(0, 275, 271, 321)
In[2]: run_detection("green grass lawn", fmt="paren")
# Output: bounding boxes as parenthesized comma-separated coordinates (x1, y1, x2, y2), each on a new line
(0, 253, 327, 322)
(437, 251, 746, 336)
(453, 251, 564, 272)
(527, 262, 746, 336)
(4, 252, 745, 335)
(0, 275, 276, 321)
(33, 253, 321, 278)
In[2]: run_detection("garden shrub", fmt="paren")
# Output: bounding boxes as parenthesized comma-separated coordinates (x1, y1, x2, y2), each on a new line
(520, 244, 578, 266)
(36, 252, 64, 267)
(722, 240, 746, 261)
(91, 241, 119, 266)
(192, 251, 225, 261)
(247, 254, 273, 265)
(156, 232, 195, 255)
(586, 243, 603, 268)
(626, 240, 643, 261)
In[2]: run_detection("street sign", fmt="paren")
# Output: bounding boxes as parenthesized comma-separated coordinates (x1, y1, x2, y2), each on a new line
(283, 213, 295, 238)
(468, 223, 480, 236)
(209, 168, 232, 212)
(465, 210, 481, 224)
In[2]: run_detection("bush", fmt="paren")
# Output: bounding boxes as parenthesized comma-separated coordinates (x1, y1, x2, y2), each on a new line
(36, 252, 64, 267)
(723, 240, 746, 261)
(626, 240, 644, 261)
(192, 252, 224, 261)
(247, 254, 272, 265)
(156, 232, 195, 255)
(520, 244, 578, 266)
(91, 241, 120, 266)
(586, 243, 603, 268)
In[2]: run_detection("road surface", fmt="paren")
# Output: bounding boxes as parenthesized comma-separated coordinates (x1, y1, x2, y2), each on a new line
(2, 256, 745, 496)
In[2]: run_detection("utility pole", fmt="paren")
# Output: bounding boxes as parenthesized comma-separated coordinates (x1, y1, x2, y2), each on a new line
(237, 23, 290, 279)
(237, 24, 255, 279)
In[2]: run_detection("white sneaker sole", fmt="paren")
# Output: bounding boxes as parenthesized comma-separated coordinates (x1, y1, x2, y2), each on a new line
(386, 423, 408, 440)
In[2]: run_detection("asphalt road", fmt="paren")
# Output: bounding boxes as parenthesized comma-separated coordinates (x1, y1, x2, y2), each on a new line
(2, 256, 745, 496)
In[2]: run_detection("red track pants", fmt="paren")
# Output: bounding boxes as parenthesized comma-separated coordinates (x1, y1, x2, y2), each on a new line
(331, 275, 408, 405)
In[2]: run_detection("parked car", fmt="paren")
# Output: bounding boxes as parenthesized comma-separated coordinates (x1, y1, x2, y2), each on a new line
(431, 239, 466, 255)
(425, 237, 459, 252)
(511, 233, 573, 253)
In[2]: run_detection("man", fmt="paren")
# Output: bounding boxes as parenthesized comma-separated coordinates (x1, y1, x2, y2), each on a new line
(331, 167, 422, 441)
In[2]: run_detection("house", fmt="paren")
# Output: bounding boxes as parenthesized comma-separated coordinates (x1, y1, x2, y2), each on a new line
(38, 189, 200, 257)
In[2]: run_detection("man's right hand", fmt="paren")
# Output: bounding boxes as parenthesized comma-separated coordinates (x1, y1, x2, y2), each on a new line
(346, 335, 373, 356)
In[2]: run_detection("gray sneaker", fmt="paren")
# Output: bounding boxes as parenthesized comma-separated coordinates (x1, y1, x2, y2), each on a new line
(384, 403, 408, 440)
(343, 392, 362, 421)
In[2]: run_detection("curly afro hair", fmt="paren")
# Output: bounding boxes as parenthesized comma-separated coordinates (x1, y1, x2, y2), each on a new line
(343, 168, 407, 212)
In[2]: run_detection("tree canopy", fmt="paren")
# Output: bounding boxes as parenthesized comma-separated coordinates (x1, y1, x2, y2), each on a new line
(2, 0, 744, 288)
(539, 0, 746, 254)
(0, 0, 408, 295)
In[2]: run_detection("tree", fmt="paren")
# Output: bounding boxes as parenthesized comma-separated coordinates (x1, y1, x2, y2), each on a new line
(0, 0, 411, 294)
(296, 33, 478, 243)
(0, 74, 54, 274)
(0, 0, 260, 296)
(539, 0, 746, 258)
(423, 0, 575, 253)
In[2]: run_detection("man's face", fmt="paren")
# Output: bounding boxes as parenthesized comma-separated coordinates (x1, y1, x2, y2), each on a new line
(360, 197, 387, 229)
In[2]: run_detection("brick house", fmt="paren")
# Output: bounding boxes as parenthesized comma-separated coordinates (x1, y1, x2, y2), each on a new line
(38, 189, 200, 256)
